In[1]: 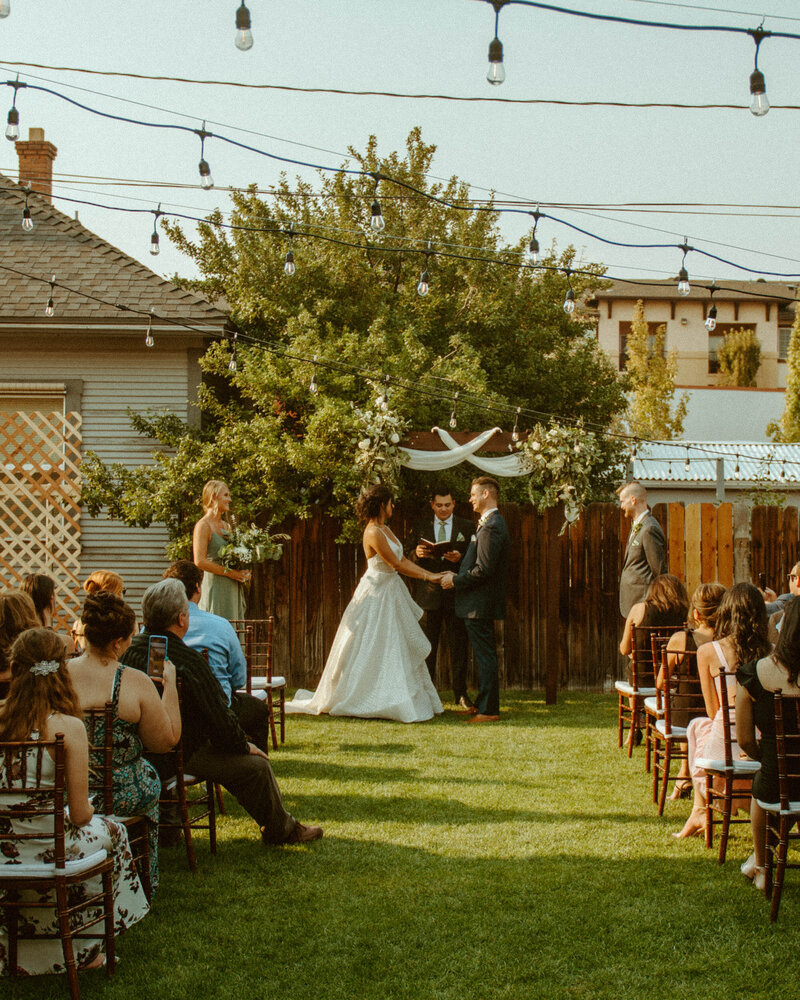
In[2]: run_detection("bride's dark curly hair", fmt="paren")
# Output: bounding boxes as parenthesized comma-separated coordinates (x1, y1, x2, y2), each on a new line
(355, 484, 393, 524)
(713, 581, 769, 666)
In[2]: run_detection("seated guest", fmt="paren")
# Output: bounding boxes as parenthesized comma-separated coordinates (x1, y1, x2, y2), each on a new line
(21, 573, 76, 654)
(765, 563, 800, 643)
(68, 592, 181, 893)
(0, 627, 149, 975)
(657, 582, 726, 798)
(0, 589, 40, 699)
(162, 560, 269, 752)
(737, 597, 800, 892)
(72, 570, 127, 658)
(676, 582, 770, 839)
(121, 579, 322, 845)
(619, 573, 689, 679)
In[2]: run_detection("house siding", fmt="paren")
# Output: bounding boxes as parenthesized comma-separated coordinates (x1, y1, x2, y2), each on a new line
(0, 336, 200, 615)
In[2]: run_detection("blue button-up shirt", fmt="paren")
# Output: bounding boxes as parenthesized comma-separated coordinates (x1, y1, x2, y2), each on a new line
(183, 601, 247, 705)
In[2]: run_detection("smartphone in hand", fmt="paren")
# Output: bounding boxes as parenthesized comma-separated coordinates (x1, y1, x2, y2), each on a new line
(147, 635, 168, 679)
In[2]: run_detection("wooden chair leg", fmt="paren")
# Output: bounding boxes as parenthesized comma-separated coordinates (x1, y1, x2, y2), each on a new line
(267, 688, 279, 751)
(658, 743, 672, 816)
(6, 902, 19, 975)
(645, 716, 653, 773)
(705, 773, 714, 849)
(279, 690, 285, 744)
(770, 816, 790, 922)
(215, 782, 226, 815)
(56, 880, 80, 1000)
(617, 695, 625, 748)
(103, 867, 115, 978)
(207, 780, 217, 855)
(651, 736, 660, 804)
(765, 817, 776, 899)
(177, 780, 197, 873)
(718, 776, 733, 864)
(627, 701, 639, 758)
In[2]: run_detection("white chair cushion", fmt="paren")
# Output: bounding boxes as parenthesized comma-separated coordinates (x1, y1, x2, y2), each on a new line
(614, 682, 657, 697)
(248, 676, 286, 690)
(696, 757, 761, 775)
(165, 774, 201, 791)
(238, 688, 267, 701)
(643, 697, 663, 715)
(0, 848, 108, 879)
(655, 720, 687, 738)
(756, 798, 800, 815)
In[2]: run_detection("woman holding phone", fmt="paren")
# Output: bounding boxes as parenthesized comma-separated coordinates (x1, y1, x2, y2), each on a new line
(68, 592, 181, 892)
(193, 479, 250, 621)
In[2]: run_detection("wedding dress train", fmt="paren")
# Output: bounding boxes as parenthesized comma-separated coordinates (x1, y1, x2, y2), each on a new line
(286, 533, 443, 723)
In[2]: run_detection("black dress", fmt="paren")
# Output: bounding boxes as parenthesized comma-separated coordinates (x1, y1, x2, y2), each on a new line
(737, 657, 800, 803)
(627, 603, 685, 686)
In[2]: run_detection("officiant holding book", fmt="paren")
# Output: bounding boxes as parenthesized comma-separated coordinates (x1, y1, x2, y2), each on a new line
(405, 486, 475, 711)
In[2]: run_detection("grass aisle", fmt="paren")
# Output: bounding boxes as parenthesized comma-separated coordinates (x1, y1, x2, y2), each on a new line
(9, 693, 798, 999)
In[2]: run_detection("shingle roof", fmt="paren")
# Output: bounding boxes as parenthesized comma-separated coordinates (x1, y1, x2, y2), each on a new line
(0, 174, 228, 326)
(595, 279, 798, 305)
(634, 441, 800, 485)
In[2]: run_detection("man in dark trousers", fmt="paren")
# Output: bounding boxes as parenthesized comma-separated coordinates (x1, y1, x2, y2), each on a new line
(406, 486, 474, 710)
(617, 481, 667, 618)
(441, 476, 510, 723)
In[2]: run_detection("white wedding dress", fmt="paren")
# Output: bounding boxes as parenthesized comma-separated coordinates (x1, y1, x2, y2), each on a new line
(286, 529, 443, 723)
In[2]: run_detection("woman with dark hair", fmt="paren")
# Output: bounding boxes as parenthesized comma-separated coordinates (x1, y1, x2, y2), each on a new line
(0, 627, 149, 976)
(20, 574, 76, 656)
(286, 485, 444, 722)
(0, 588, 40, 698)
(619, 573, 689, 663)
(737, 597, 800, 891)
(675, 581, 770, 839)
(68, 592, 181, 892)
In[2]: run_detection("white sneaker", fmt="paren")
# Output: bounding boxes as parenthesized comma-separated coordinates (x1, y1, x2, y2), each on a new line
(741, 852, 757, 879)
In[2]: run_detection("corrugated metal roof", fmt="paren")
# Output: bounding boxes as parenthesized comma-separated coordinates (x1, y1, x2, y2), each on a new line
(633, 441, 800, 484)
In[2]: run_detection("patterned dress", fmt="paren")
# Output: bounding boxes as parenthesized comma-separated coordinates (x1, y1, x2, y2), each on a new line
(0, 724, 149, 976)
(86, 665, 161, 891)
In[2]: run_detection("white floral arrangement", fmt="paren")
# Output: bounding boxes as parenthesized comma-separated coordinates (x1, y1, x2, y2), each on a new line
(519, 419, 607, 529)
(351, 390, 410, 493)
(218, 523, 290, 570)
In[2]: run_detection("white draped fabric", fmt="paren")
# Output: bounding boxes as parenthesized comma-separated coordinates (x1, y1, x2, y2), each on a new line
(400, 427, 530, 477)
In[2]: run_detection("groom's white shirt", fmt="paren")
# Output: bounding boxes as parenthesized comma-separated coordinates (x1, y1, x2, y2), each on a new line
(433, 514, 453, 542)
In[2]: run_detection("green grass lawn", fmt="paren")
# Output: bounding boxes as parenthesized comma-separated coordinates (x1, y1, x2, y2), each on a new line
(8, 693, 799, 1000)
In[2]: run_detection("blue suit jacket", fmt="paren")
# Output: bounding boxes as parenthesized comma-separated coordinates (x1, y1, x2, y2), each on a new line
(453, 509, 510, 620)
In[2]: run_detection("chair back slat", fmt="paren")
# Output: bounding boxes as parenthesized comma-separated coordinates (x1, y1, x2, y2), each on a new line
(83, 702, 115, 815)
(662, 647, 705, 733)
(230, 617, 275, 690)
(631, 624, 683, 690)
(0, 735, 66, 865)
(774, 694, 800, 810)
(716, 667, 737, 768)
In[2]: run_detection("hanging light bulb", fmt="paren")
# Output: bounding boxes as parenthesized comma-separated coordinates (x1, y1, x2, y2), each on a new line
(0, 1, 10, 18)
(563, 288, 575, 315)
(449, 391, 459, 429)
(370, 198, 385, 233)
(705, 304, 717, 332)
(748, 28, 770, 117)
(149, 206, 162, 256)
(196, 124, 214, 190)
(309, 356, 319, 395)
(487, 37, 505, 85)
(526, 235, 539, 268)
(677, 267, 690, 297)
(145, 313, 154, 348)
(378, 376, 390, 411)
(45, 275, 55, 318)
(417, 268, 430, 297)
(5, 106, 19, 142)
(235, 2, 254, 50)
(284, 250, 296, 277)
(21, 188, 32, 232)
(685, 448, 691, 474)
(734, 456, 741, 480)
(511, 406, 521, 443)
(667, 460, 672, 478)
(780, 460, 787, 483)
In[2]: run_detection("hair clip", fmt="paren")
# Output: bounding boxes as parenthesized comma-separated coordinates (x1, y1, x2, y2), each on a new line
(30, 659, 60, 676)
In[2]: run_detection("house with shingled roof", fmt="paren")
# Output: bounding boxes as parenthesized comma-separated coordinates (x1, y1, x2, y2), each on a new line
(0, 129, 229, 624)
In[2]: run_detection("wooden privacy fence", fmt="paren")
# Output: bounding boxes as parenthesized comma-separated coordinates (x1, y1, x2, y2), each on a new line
(253, 501, 796, 698)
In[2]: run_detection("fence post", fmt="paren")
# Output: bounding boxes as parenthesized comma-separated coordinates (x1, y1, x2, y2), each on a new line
(733, 501, 751, 583)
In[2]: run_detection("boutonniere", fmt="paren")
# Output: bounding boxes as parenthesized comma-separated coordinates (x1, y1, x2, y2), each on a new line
(455, 532, 465, 542)
(632, 523, 642, 537)
(470, 534, 477, 543)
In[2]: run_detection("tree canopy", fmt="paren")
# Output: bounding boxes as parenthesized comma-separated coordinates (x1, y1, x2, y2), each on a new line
(624, 299, 687, 441)
(82, 130, 627, 552)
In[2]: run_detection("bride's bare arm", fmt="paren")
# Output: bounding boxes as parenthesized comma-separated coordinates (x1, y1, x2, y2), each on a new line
(364, 526, 442, 583)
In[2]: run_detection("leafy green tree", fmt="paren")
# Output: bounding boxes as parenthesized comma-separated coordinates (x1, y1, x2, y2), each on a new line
(769, 307, 800, 442)
(624, 299, 687, 440)
(717, 327, 761, 387)
(81, 130, 627, 551)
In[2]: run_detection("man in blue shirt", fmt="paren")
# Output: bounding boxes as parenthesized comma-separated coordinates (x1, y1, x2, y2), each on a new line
(163, 560, 270, 752)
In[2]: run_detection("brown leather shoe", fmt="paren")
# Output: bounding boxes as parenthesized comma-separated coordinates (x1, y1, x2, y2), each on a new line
(467, 714, 500, 723)
(456, 696, 478, 714)
(284, 822, 323, 844)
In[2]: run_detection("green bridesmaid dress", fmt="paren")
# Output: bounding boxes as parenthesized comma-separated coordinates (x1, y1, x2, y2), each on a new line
(199, 530, 247, 622)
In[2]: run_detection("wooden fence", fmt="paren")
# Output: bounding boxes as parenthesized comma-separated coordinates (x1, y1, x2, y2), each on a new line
(251, 501, 797, 697)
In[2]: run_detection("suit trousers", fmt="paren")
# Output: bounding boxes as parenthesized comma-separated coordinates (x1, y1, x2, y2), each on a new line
(463, 619, 499, 716)
(186, 745, 296, 843)
(421, 605, 469, 699)
(232, 692, 271, 754)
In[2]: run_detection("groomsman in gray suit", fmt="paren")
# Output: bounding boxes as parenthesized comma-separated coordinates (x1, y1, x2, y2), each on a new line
(618, 481, 667, 618)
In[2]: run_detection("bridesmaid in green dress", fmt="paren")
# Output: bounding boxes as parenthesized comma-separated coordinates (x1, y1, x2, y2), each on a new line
(192, 480, 251, 622)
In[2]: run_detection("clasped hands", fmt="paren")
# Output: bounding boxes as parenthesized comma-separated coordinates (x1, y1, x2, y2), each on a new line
(423, 570, 456, 589)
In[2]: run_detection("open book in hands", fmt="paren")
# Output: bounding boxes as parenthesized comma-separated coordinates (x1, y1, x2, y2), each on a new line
(419, 539, 457, 557)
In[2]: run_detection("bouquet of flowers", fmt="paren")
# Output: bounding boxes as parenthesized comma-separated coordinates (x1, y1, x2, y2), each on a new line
(217, 523, 290, 570)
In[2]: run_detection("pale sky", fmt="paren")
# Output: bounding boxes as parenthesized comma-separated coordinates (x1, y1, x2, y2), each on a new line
(1, 0, 798, 288)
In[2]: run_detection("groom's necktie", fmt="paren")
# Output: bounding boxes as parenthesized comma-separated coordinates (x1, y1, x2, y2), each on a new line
(437, 520, 446, 543)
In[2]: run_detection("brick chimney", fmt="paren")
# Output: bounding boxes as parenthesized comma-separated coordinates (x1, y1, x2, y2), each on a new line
(15, 127, 57, 203)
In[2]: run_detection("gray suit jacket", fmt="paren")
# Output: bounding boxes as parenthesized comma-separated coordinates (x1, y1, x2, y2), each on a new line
(619, 511, 667, 618)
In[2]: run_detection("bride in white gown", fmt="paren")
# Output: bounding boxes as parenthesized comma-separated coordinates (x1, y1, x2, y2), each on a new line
(286, 485, 444, 723)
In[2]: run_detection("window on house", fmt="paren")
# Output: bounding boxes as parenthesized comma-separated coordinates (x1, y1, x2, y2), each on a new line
(0, 383, 66, 415)
(0, 383, 67, 470)
(618, 321, 664, 370)
(708, 323, 755, 375)
(779, 326, 792, 362)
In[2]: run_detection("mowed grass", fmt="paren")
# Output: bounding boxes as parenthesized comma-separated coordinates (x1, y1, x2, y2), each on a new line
(7, 692, 800, 1000)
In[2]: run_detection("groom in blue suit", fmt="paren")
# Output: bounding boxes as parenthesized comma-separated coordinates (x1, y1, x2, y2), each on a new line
(441, 476, 510, 723)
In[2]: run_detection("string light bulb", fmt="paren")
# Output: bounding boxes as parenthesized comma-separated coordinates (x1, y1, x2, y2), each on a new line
(235, 2, 254, 51)
(417, 268, 430, 297)
(196, 123, 214, 190)
(705, 284, 717, 332)
(780, 460, 786, 483)
(150, 205, 162, 257)
(45, 274, 55, 318)
(228, 331, 238, 371)
(0, 1, 10, 18)
(284, 223, 296, 276)
(734, 456, 741, 480)
(526, 208, 542, 267)
(511, 406, 521, 443)
(748, 27, 770, 117)
(145, 311, 154, 348)
(563, 271, 575, 314)
(5, 106, 18, 142)
(20, 187, 32, 232)
(486, 1, 507, 85)
(370, 198, 385, 233)
(449, 391, 459, 429)
(685, 447, 691, 473)
(309, 355, 319, 394)
(378, 375, 390, 411)
(676, 241, 691, 296)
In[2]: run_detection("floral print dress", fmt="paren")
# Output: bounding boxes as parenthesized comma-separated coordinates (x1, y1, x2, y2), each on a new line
(87, 665, 161, 892)
(0, 723, 150, 977)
